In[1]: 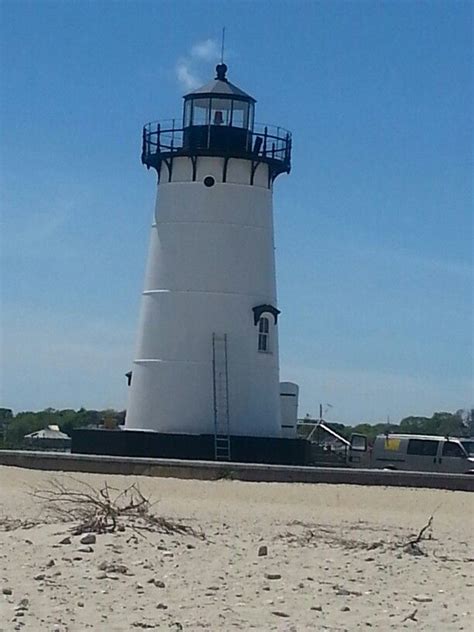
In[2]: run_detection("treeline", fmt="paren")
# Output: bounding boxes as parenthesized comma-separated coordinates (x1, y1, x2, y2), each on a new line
(0, 407, 125, 449)
(0, 407, 472, 450)
(323, 410, 473, 443)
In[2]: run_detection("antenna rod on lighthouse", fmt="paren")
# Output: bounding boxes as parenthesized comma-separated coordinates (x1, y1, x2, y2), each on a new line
(220, 27, 226, 63)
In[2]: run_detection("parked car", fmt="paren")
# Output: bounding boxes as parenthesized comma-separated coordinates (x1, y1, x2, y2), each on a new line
(347, 433, 474, 474)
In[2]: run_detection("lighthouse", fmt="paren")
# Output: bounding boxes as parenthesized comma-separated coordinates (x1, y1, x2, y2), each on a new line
(124, 63, 294, 458)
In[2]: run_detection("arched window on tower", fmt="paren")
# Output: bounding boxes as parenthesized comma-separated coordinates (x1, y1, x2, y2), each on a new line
(258, 317, 270, 353)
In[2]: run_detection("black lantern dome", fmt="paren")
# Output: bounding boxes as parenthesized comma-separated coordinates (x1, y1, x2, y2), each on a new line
(141, 65, 291, 184)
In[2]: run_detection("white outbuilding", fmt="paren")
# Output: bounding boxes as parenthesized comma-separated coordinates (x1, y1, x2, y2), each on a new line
(24, 425, 71, 450)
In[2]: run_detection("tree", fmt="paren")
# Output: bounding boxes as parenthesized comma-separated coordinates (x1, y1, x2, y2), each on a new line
(0, 408, 13, 433)
(1, 408, 116, 448)
(399, 412, 467, 437)
(399, 416, 430, 434)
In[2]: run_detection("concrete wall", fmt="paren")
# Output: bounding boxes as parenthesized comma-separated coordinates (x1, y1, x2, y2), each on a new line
(0, 450, 472, 492)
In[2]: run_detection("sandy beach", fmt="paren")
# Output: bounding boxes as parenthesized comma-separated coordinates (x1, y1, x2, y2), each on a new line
(0, 465, 472, 631)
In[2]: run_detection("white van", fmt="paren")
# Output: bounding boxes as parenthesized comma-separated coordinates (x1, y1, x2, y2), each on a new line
(348, 433, 474, 474)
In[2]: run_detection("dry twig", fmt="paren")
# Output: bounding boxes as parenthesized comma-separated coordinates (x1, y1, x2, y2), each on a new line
(402, 608, 418, 622)
(402, 515, 434, 556)
(407, 515, 434, 546)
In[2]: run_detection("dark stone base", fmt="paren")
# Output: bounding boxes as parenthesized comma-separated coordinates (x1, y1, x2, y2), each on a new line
(71, 428, 310, 466)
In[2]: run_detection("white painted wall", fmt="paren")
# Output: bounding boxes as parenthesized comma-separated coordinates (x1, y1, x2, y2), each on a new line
(125, 156, 282, 437)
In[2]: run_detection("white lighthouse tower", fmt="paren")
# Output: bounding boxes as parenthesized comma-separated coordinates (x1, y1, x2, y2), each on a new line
(125, 64, 292, 457)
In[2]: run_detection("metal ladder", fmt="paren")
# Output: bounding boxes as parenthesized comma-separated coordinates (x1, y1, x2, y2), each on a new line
(212, 333, 231, 461)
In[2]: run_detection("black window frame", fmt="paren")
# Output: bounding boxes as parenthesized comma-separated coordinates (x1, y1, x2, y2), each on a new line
(258, 316, 270, 353)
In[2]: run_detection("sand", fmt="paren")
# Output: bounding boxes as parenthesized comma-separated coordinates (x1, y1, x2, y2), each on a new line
(0, 465, 472, 631)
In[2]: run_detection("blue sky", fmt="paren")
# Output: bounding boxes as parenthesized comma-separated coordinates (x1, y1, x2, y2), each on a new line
(1, 1, 472, 424)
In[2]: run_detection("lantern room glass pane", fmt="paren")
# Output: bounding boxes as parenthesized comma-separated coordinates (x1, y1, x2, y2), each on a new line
(191, 98, 211, 125)
(231, 101, 251, 129)
(184, 100, 193, 127)
(210, 98, 232, 126)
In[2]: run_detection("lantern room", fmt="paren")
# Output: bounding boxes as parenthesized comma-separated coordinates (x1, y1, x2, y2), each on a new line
(182, 63, 256, 153)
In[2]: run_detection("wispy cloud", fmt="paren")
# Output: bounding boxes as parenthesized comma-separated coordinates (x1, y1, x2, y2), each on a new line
(1, 308, 134, 411)
(280, 363, 473, 425)
(1, 198, 75, 259)
(359, 245, 473, 279)
(176, 59, 201, 91)
(176, 38, 220, 91)
(191, 39, 220, 62)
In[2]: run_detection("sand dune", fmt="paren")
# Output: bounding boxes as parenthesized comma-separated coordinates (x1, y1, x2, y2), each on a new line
(0, 465, 472, 631)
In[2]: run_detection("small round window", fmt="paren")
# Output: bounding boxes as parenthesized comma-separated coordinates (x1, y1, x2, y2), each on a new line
(203, 176, 215, 187)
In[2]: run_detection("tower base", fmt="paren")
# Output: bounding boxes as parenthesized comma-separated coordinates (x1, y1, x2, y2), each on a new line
(71, 429, 309, 466)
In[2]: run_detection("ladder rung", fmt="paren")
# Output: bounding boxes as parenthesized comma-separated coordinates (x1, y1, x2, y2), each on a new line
(213, 332, 231, 461)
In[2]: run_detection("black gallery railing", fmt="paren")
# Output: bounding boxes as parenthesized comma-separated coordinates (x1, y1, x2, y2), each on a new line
(141, 119, 292, 173)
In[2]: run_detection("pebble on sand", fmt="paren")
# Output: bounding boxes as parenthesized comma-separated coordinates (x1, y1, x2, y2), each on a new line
(147, 578, 166, 588)
(413, 595, 433, 603)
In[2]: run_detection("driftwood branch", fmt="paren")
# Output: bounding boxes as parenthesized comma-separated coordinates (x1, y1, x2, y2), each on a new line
(30, 476, 204, 539)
